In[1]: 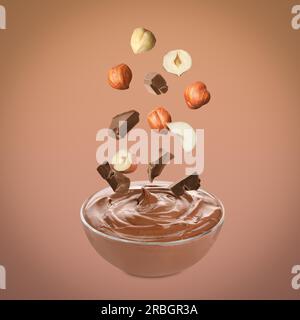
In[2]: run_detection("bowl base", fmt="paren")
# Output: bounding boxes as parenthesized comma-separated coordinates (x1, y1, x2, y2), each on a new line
(124, 270, 181, 278)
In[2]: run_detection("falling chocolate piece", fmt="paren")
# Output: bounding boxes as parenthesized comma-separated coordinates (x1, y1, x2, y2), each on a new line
(109, 110, 140, 140)
(97, 161, 130, 194)
(144, 72, 168, 95)
(148, 151, 174, 182)
(169, 173, 201, 196)
(97, 161, 112, 180)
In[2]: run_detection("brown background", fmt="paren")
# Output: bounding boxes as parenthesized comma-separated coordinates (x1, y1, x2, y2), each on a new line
(0, 0, 300, 299)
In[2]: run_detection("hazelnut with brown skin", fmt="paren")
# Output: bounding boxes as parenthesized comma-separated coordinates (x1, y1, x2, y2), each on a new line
(184, 81, 211, 109)
(147, 107, 172, 131)
(108, 64, 132, 90)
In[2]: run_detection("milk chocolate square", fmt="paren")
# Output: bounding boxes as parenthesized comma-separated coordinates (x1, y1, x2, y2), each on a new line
(144, 72, 168, 95)
(148, 151, 174, 182)
(97, 161, 130, 194)
(169, 174, 201, 196)
(109, 110, 139, 139)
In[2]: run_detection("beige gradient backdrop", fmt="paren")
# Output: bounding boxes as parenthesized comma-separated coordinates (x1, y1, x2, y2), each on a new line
(0, 0, 300, 299)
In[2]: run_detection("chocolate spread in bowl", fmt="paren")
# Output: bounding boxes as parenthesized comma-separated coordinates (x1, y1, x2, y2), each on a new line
(84, 185, 223, 243)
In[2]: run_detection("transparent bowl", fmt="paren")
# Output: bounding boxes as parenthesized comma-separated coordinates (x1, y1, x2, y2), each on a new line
(80, 181, 225, 277)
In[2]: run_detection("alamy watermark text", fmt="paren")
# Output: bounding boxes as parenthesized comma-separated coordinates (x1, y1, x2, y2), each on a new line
(291, 265, 300, 290)
(292, 5, 300, 30)
(0, 5, 6, 29)
(0, 265, 6, 290)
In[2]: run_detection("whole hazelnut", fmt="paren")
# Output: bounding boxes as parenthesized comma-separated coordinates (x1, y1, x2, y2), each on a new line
(147, 107, 172, 130)
(184, 81, 211, 109)
(108, 64, 132, 90)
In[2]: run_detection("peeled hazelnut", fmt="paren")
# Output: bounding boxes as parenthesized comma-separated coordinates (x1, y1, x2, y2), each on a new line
(111, 150, 137, 173)
(108, 64, 132, 90)
(163, 49, 192, 76)
(130, 27, 156, 54)
(147, 107, 172, 131)
(184, 81, 210, 109)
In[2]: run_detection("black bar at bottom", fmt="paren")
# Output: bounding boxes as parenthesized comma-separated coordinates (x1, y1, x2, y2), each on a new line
(0, 300, 299, 319)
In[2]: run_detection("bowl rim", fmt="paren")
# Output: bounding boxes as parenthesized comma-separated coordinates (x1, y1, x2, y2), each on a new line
(80, 180, 225, 247)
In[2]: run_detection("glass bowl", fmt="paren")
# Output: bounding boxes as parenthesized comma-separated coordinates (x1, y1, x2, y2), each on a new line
(80, 181, 225, 277)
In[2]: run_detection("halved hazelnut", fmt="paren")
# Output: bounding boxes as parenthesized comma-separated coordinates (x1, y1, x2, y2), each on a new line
(163, 49, 192, 76)
(167, 122, 196, 152)
(111, 150, 137, 173)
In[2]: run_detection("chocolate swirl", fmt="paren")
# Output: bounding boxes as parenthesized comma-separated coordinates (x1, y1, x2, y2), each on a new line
(84, 186, 223, 242)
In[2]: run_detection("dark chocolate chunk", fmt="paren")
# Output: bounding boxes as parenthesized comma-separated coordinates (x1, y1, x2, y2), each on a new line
(144, 72, 168, 95)
(148, 151, 174, 182)
(169, 173, 201, 196)
(97, 161, 112, 180)
(97, 161, 130, 194)
(109, 110, 139, 140)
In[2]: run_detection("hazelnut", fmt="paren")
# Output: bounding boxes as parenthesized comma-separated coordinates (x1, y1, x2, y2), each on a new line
(163, 49, 192, 76)
(184, 81, 210, 109)
(130, 27, 156, 54)
(167, 122, 196, 152)
(147, 107, 172, 130)
(108, 64, 132, 90)
(111, 150, 137, 173)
